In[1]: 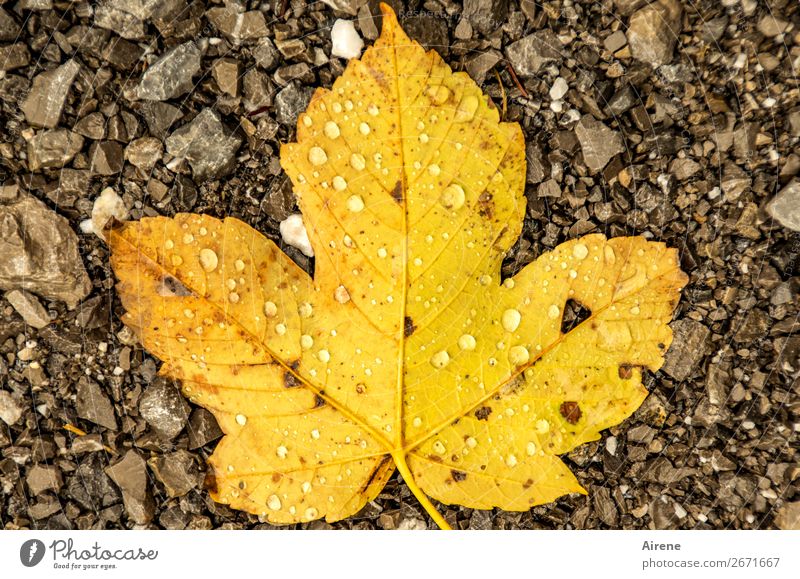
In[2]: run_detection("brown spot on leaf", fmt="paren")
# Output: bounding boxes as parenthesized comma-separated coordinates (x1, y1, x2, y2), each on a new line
(428, 455, 443, 463)
(314, 394, 326, 408)
(474, 406, 492, 421)
(271, 473, 282, 483)
(355, 383, 365, 394)
(404, 316, 416, 337)
(618, 364, 633, 379)
(559, 401, 582, 424)
(451, 469, 467, 482)
(283, 371, 301, 388)
(203, 470, 218, 493)
(390, 179, 404, 203)
(157, 275, 192, 297)
(522, 478, 533, 489)
(477, 192, 494, 219)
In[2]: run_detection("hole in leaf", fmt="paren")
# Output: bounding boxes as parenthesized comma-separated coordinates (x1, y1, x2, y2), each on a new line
(560, 299, 591, 334)
(157, 275, 192, 297)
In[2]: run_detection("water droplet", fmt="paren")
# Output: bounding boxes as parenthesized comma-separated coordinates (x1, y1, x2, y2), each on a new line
(458, 334, 477, 350)
(301, 335, 314, 349)
(430, 350, 450, 369)
(572, 243, 589, 259)
(301, 481, 312, 493)
(276, 446, 288, 459)
(199, 248, 218, 272)
(334, 285, 351, 303)
(439, 183, 465, 209)
(229, 292, 240, 304)
(367, 103, 379, 116)
(226, 279, 237, 290)
(310, 429, 320, 440)
(332, 175, 347, 191)
(264, 301, 278, 317)
(346, 195, 365, 212)
(298, 302, 313, 317)
(604, 245, 616, 264)
(267, 494, 282, 510)
(479, 274, 492, 286)
(455, 95, 479, 122)
(377, 247, 388, 258)
(466, 437, 478, 448)
(165, 239, 174, 249)
(350, 153, 366, 171)
(183, 308, 194, 319)
(506, 454, 518, 467)
(536, 419, 550, 434)
(508, 345, 530, 366)
(630, 305, 640, 315)
(419, 133, 429, 143)
(427, 85, 450, 104)
(324, 121, 340, 139)
(302, 116, 313, 127)
(358, 122, 370, 135)
(275, 323, 287, 335)
(235, 414, 247, 426)
(183, 233, 194, 244)
(234, 259, 245, 272)
(308, 146, 327, 166)
(318, 349, 331, 363)
(171, 254, 183, 266)
(526, 442, 537, 456)
(305, 507, 319, 520)
(412, 417, 422, 427)
(432, 440, 446, 454)
(502, 309, 521, 332)
(332, 102, 342, 113)
(428, 164, 441, 176)
(548, 304, 560, 319)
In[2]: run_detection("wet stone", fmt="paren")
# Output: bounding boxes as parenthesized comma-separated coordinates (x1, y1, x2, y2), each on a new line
(0, 194, 91, 308)
(89, 141, 125, 175)
(505, 29, 561, 76)
(187, 408, 223, 449)
(5, 289, 50, 328)
(0, 390, 24, 425)
(274, 81, 314, 127)
(766, 180, 800, 232)
(661, 319, 711, 382)
(132, 41, 202, 101)
(76, 376, 118, 430)
(147, 450, 198, 497)
(105, 450, 155, 525)
(165, 108, 242, 182)
(20, 59, 81, 128)
(627, 0, 683, 67)
(27, 129, 84, 171)
(26, 464, 63, 496)
(138, 377, 190, 439)
(574, 115, 625, 174)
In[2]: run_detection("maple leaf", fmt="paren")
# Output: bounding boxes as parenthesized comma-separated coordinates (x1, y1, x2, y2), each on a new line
(109, 4, 688, 529)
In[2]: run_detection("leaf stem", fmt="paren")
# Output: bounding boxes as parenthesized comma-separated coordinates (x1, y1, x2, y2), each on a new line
(391, 451, 452, 530)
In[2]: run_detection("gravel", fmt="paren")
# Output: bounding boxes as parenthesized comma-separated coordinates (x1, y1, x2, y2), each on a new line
(0, 0, 797, 531)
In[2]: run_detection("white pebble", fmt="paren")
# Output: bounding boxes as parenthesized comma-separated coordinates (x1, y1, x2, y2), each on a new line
(279, 213, 314, 257)
(330, 19, 364, 60)
(549, 77, 569, 100)
(89, 187, 129, 241)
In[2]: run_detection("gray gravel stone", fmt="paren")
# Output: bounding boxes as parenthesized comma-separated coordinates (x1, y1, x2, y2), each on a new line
(106, 450, 155, 525)
(505, 29, 561, 76)
(27, 129, 84, 171)
(766, 180, 800, 232)
(76, 376, 118, 430)
(0, 390, 24, 425)
(5, 289, 50, 328)
(21, 59, 81, 128)
(662, 319, 711, 382)
(26, 464, 63, 496)
(138, 377, 190, 439)
(94, 0, 159, 40)
(574, 115, 625, 173)
(132, 41, 202, 101)
(627, 0, 683, 67)
(0, 194, 91, 308)
(274, 81, 314, 127)
(206, 6, 268, 44)
(148, 450, 198, 497)
(165, 108, 241, 182)
(125, 137, 163, 172)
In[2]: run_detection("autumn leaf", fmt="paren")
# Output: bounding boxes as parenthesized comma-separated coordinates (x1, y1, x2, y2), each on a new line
(109, 4, 687, 529)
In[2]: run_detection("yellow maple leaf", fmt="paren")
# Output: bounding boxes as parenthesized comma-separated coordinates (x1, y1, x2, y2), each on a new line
(109, 4, 687, 529)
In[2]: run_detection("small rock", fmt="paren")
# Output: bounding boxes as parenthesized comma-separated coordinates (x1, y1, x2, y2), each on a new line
(0, 194, 91, 308)
(592, 486, 619, 526)
(68, 454, 121, 510)
(331, 19, 364, 59)
(705, 365, 730, 406)
(105, 450, 155, 525)
(148, 450, 198, 497)
(252, 38, 279, 70)
(27, 129, 84, 171)
(462, 0, 508, 34)
(537, 179, 561, 198)
(132, 41, 202, 101)
(280, 213, 314, 257)
(206, 6, 268, 44)
(20, 59, 81, 128)
(465, 50, 502, 85)
(574, 116, 625, 173)
(319, 0, 362, 15)
(0, 390, 24, 425)
(401, 13, 449, 54)
(669, 158, 701, 180)
(187, 408, 223, 449)
(0, 43, 30, 71)
(661, 319, 710, 381)
(74, 112, 107, 140)
(604, 30, 627, 53)
(734, 309, 769, 342)
(5, 289, 50, 328)
(125, 137, 163, 172)
(76, 376, 118, 430)
(89, 187, 128, 241)
(756, 15, 789, 38)
(212, 58, 240, 97)
(89, 141, 125, 175)
(505, 29, 561, 76)
(139, 101, 184, 138)
(549, 76, 569, 100)
(0, 7, 21, 41)
(274, 81, 314, 127)
(627, 0, 682, 67)
(165, 108, 242, 182)
(94, 0, 158, 40)
(26, 464, 63, 495)
(774, 502, 800, 530)
(766, 179, 800, 232)
(138, 377, 190, 439)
